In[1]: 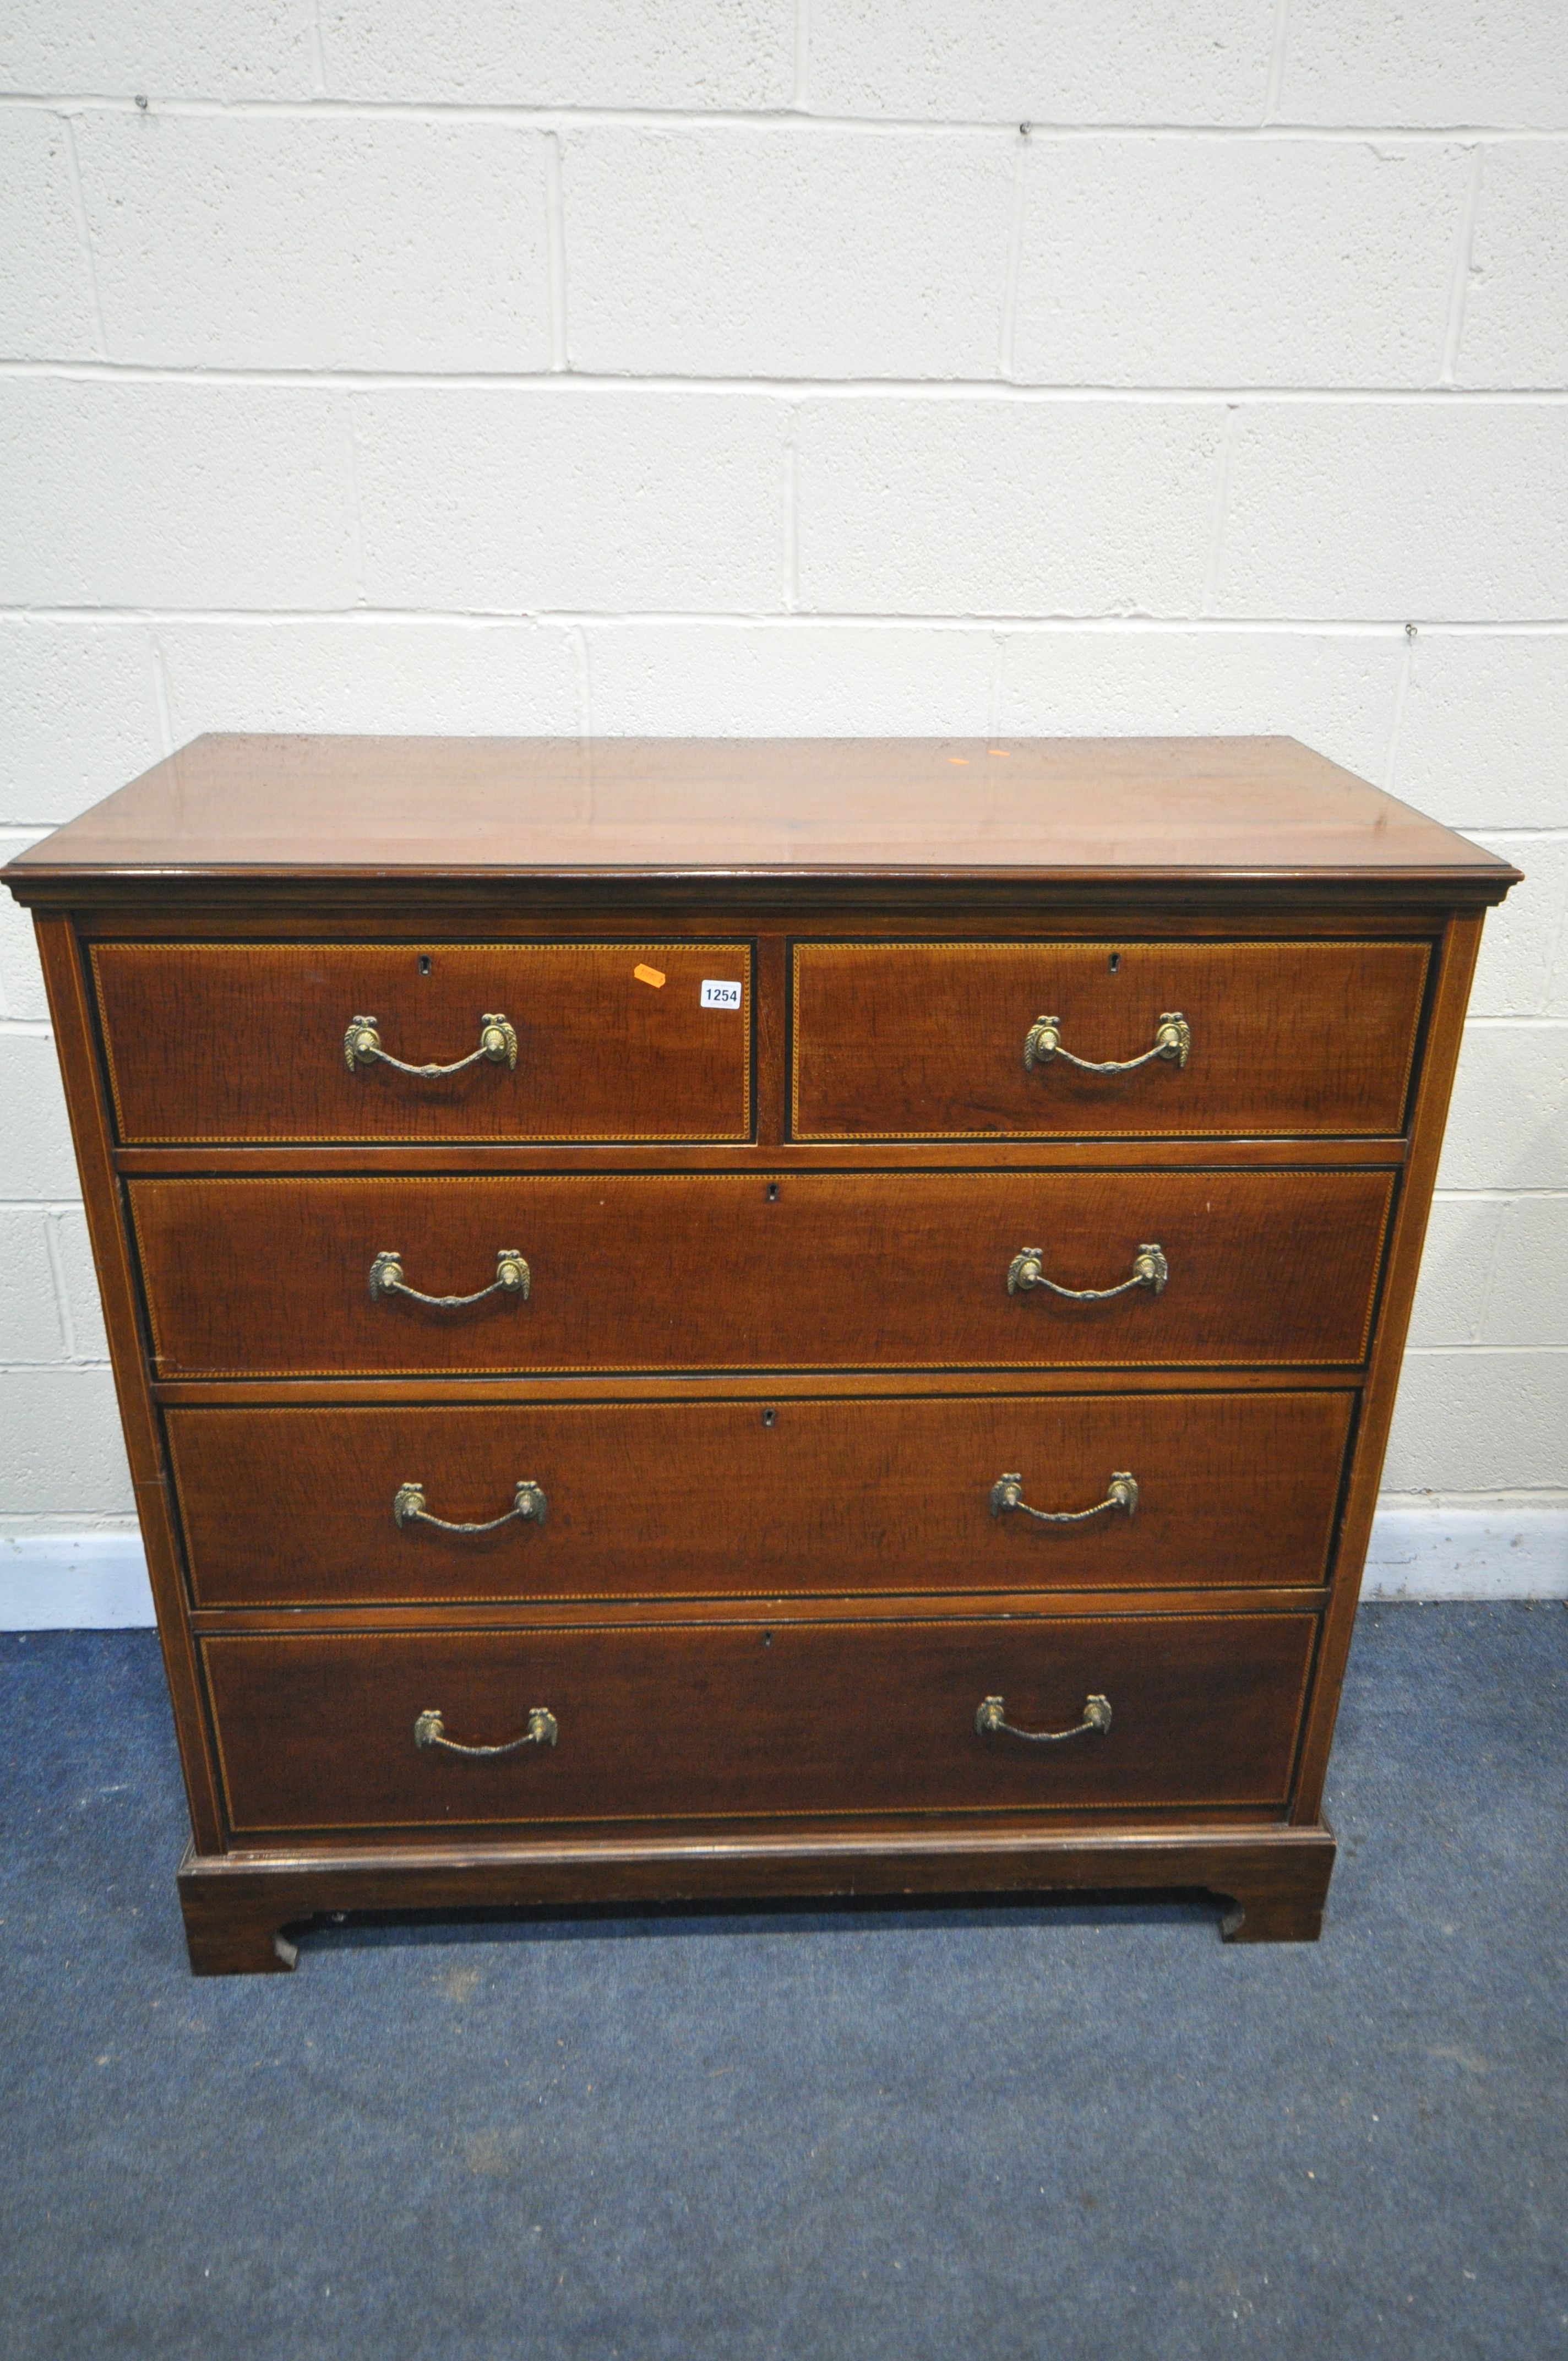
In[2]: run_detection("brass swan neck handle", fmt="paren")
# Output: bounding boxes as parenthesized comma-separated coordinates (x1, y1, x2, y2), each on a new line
(345, 1012, 518, 1078)
(1024, 1010, 1190, 1075)
(990, 1471, 1139, 1524)
(1007, 1242, 1168, 1302)
(975, 1694, 1113, 1744)
(369, 1248, 531, 1309)
(414, 1706, 558, 1758)
(394, 1479, 547, 1536)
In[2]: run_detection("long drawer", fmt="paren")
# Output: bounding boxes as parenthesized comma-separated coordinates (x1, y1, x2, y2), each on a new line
(130, 1171, 1393, 1377)
(92, 942, 752, 1143)
(793, 940, 1429, 1139)
(202, 1611, 1319, 1835)
(168, 1392, 1353, 1607)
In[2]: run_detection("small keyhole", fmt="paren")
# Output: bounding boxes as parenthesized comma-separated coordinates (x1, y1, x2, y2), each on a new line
(763, 1408, 777, 1427)
(1109, 953, 1120, 974)
(418, 955, 432, 976)
(766, 1182, 780, 1202)
(762, 1631, 772, 1647)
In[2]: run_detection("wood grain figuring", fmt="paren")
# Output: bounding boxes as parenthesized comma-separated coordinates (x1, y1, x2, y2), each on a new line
(114, 1136, 1414, 1179)
(166, 1391, 1353, 1607)
(153, 1368, 1368, 1406)
(200, 1612, 1318, 1835)
(187, 1588, 1330, 1638)
(129, 1169, 1395, 1376)
(92, 942, 752, 1143)
(6, 737, 1518, 901)
(83, 910, 1458, 946)
(793, 940, 1429, 1139)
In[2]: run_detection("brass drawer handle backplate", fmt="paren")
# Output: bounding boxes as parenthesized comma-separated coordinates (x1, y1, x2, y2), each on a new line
(975, 1693, 1113, 1744)
(1024, 1009, 1190, 1076)
(369, 1248, 531, 1309)
(345, 1011, 518, 1079)
(990, 1470, 1139, 1524)
(394, 1479, 547, 1536)
(414, 1706, 559, 1758)
(1007, 1241, 1168, 1302)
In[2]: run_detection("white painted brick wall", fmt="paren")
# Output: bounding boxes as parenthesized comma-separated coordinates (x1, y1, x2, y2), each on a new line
(0, 1210, 66, 1364)
(1437, 1025, 1568, 1192)
(0, 2, 319, 103)
(994, 629, 1402, 781)
(75, 116, 556, 371)
(0, 112, 100, 356)
(805, 2, 1278, 126)
(1384, 1353, 1568, 1495)
(319, 2, 795, 111)
(1458, 145, 1568, 388)
(0, 1036, 81, 1200)
(1392, 635, 1568, 829)
(1214, 406, 1568, 618)
(1010, 140, 1469, 388)
(796, 401, 1227, 613)
(0, 833, 52, 1014)
(0, 629, 165, 826)
(582, 622, 999, 738)
(0, 1369, 135, 1515)
(1, 1, 1565, 1606)
(562, 127, 1015, 378)
(0, 382, 360, 607)
(1280, 2, 1568, 130)
(1466, 836, 1568, 1016)
(157, 618, 582, 741)
(358, 389, 788, 610)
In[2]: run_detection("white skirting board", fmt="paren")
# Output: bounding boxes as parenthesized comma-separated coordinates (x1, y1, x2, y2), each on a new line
(2, 1534, 157, 1628)
(1361, 1508, 1568, 1601)
(2, 1509, 1566, 1628)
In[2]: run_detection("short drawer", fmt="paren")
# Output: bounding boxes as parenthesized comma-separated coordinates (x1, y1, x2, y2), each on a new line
(792, 940, 1429, 1139)
(201, 1610, 1319, 1835)
(132, 1169, 1394, 1377)
(92, 942, 752, 1142)
(168, 1392, 1353, 1607)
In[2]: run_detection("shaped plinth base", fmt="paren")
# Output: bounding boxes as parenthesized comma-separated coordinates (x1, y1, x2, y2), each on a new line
(177, 1823, 1337, 1974)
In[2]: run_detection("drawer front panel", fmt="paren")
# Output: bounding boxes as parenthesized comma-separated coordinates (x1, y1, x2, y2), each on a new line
(202, 1612, 1318, 1834)
(793, 941, 1429, 1139)
(170, 1392, 1353, 1607)
(92, 942, 752, 1143)
(132, 1171, 1394, 1377)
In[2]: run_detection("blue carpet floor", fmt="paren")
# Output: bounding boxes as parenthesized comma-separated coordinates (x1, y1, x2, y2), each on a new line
(1, 1603, 1564, 2360)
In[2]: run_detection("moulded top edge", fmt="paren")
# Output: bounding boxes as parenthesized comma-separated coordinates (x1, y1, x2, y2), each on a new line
(0, 734, 1518, 907)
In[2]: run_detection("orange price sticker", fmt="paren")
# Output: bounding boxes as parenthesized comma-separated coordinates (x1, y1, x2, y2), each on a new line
(633, 963, 667, 989)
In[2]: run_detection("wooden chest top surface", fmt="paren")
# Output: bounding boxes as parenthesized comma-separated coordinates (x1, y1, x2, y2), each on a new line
(3, 734, 1515, 902)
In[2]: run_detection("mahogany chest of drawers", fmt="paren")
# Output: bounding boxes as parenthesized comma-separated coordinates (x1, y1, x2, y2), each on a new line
(4, 735, 1516, 1972)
